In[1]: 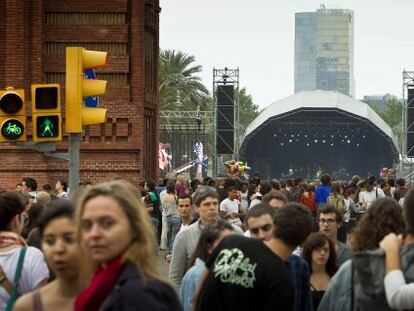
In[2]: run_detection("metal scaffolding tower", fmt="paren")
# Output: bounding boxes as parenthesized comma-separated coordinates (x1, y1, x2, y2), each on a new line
(401, 70, 414, 180)
(213, 67, 240, 178)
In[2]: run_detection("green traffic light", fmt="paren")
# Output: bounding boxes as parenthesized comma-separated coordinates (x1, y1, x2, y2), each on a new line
(37, 116, 59, 137)
(1, 119, 24, 140)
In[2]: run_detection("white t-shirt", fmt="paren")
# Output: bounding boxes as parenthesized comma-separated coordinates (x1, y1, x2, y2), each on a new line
(0, 247, 49, 309)
(249, 199, 261, 209)
(343, 198, 352, 222)
(56, 191, 69, 200)
(359, 187, 385, 209)
(248, 192, 263, 210)
(239, 191, 249, 213)
(220, 198, 242, 225)
(220, 198, 240, 214)
(179, 223, 191, 233)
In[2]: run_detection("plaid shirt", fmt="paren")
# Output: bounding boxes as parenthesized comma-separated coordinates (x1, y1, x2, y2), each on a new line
(287, 255, 313, 311)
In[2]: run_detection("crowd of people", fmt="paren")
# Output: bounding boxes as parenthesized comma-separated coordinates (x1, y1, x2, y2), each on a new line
(0, 173, 412, 310)
(156, 173, 411, 310)
(0, 177, 181, 311)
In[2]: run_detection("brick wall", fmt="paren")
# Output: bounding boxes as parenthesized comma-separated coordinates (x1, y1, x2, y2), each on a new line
(0, 0, 160, 190)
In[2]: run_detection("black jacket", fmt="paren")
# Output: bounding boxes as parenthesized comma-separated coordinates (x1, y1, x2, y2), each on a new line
(100, 262, 182, 311)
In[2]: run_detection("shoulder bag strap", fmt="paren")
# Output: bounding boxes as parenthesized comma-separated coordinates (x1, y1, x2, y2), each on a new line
(13, 247, 26, 285)
(6, 247, 27, 311)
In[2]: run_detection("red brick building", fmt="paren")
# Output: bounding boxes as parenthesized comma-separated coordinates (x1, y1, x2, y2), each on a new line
(0, 0, 160, 190)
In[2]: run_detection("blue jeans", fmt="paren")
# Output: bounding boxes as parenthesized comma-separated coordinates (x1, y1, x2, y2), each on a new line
(150, 217, 159, 249)
(166, 214, 181, 252)
(160, 214, 169, 250)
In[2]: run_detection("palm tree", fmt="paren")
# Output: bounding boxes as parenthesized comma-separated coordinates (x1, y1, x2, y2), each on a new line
(159, 49, 209, 110)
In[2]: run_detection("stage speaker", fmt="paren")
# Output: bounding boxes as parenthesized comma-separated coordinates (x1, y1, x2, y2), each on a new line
(408, 88, 414, 157)
(216, 85, 234, 154)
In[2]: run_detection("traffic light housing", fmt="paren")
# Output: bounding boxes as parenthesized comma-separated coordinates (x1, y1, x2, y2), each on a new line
(31, 84, 62, 142)
(0, 89, 26, 142)
(65, 47, 108, 133)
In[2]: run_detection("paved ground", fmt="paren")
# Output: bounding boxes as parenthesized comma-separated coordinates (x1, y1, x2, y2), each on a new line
(156, 250, 171, 279)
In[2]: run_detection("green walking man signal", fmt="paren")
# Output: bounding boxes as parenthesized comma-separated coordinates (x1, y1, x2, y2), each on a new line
(31, 84, 62, 142)
(36, 116, 59, 137)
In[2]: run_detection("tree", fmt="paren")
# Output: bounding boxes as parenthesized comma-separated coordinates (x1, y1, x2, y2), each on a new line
(369, 98, 402, 130)
(369, 98, 403, 150)
(237, 87, 262, 130)
(159, 49, 209, 110)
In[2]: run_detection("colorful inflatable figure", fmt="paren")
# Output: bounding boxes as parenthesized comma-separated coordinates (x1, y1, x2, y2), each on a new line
(380, 167, 395, 181)
(224, 160, 251, 179)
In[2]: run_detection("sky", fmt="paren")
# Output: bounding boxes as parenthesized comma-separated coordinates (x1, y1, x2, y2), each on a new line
(159, 0, 414, 109)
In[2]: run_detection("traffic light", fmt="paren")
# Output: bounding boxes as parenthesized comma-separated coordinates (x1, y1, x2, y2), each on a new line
(0, 88, 26, 142)
(31, 84, 62, 142)
(65, 47, 108, 133)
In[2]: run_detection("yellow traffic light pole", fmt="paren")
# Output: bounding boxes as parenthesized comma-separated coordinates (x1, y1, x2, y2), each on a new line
(65, 47, 108, 196)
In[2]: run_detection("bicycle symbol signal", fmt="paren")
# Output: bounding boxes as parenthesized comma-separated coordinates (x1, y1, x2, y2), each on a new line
(5, 123, 22, 135)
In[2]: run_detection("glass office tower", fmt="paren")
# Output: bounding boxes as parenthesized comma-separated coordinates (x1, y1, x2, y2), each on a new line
(295, 6, 355, 97)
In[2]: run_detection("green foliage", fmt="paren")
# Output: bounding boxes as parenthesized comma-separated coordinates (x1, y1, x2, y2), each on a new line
(158, 49, 262, 148)
(372, 98, 402, 129)
(159, 49, 209, 110)
(369, 98, 403, 150)
(237, 87, 262, 130)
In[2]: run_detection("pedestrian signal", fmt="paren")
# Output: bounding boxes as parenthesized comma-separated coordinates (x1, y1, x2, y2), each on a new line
(31, 84, 62, 142)
(0, 88, 26, 142)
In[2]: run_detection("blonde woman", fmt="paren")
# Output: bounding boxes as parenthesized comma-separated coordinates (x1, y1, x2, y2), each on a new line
(74, 180, 181, 311)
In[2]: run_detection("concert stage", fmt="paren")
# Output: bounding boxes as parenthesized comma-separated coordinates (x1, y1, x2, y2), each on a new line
(239, 91, 399, 179)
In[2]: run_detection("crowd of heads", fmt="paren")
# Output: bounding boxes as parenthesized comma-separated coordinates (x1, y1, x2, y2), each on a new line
(0, 171, 411, 311)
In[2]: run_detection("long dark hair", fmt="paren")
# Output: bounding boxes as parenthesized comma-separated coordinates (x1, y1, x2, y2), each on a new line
(38, 200, 74, 238)
(303, 232, 337, 277)
(166, 179, 176, 194)
(0, 192, 25, 231)
(190, 219, 234, 266)
(57, 178, 68, 192)
(21, 203, 44, 238)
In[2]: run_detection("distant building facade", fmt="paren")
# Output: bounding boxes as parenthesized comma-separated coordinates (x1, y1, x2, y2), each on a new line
(362, 94, 398, 111)
(295, 5, 355, 97)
